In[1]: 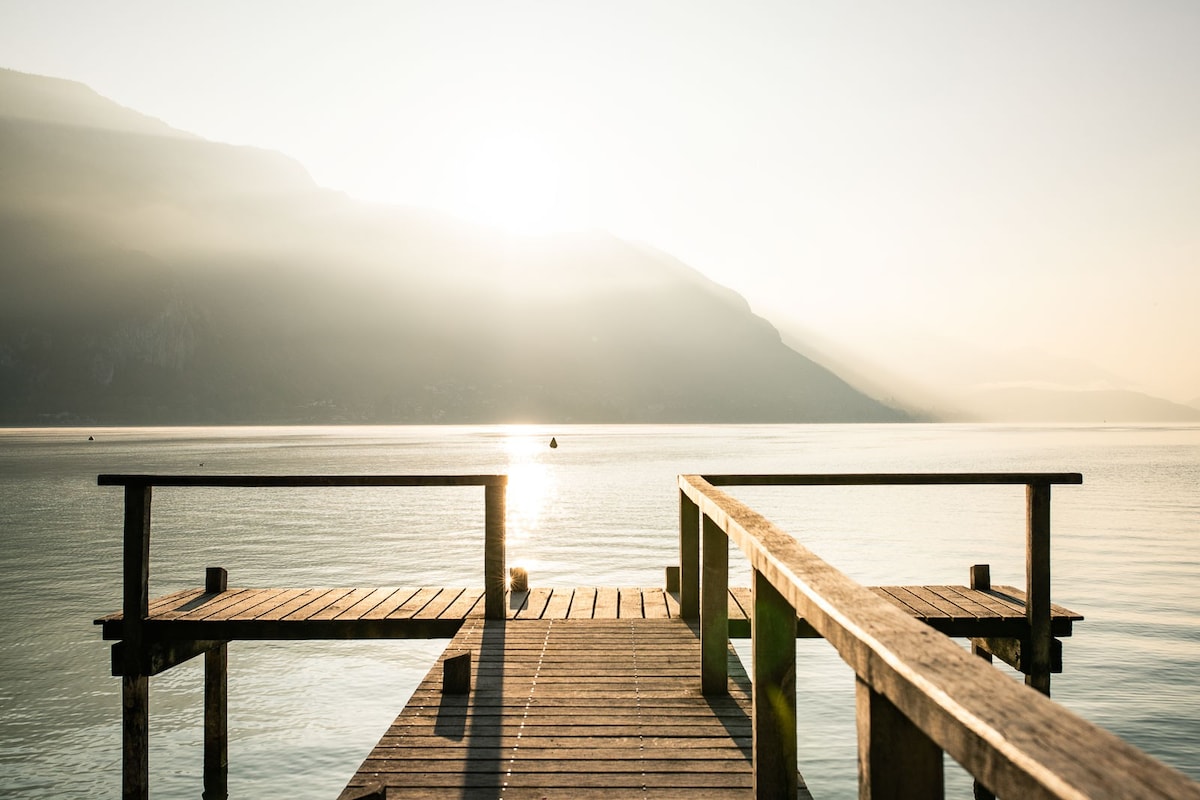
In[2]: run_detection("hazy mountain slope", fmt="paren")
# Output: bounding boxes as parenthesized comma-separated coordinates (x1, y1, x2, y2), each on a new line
(0, 68, 905, 425)
(961, 387, 1200, 424)
(0, 67, 192, 138)
(775, 316, 1199, 424)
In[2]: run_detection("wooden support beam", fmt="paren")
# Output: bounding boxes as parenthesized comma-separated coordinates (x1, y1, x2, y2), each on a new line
(970, 636, 1063, 674)
(753, 568, 797, 799)
(484, 484, 507, 620)
(111, 639, 227, 677)
(679, 490, 700, 619)
(203, 644, 228, 800)
(857, 677, 944, 799)
(1026, 482, 1052, 696)
(700, 513, 729, 695)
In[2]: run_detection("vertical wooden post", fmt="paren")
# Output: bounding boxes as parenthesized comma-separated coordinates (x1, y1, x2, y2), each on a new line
(700, 513, 728, 695)
(203, 567, 228, 800)
(664, 565, 680, 593)
(121, 483, 152, 800)
(442, 651, 472, 695)
(752, 569, 796, 798)
(484, 482, 507, 621)
(857, 677, 944, 799)
(969, 564, 993, 663)
(969, 563, 991, 592)
(121, 675, 149, 800)
(969, 564, 996, 800)
(205, 567, 228, 594)
(679, 489, 700, 620)
(508, 566, 529, 593)
(1026, 481, 1052, 696)
(203, 645, 228, 800)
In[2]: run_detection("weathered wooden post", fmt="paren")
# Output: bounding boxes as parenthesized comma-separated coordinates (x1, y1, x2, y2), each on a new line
(700, 513, 728, 695)
(969, 564, 996, 800)
(508, 566, 529, 593)
(664, 565, 680, 592)
(484, 481, 507, 621)
(442, 651, 472, 695)
(856, 678, 944, 799)
(970, 564, 993, 663)
(752, 569, 796, 798)
(122, 483, 152, 800)
(679, 489, 700, 620)
(203, 568, 228, 800)
(1026, 481, 1052, 696)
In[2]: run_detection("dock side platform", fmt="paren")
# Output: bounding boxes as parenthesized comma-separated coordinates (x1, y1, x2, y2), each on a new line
(94, 583, 1082, 642)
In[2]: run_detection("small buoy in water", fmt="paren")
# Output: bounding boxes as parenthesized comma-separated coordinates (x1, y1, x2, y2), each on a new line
(549, 437, 558, 449)
(87, 436, 94, 441)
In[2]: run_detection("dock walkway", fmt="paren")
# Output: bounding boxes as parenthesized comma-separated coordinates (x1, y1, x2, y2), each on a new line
(340, 618, 790, 799)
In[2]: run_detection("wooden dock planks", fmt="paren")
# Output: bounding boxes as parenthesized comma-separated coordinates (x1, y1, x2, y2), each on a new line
(96, 585, 1082, 642)
(340, 618, 809, 799)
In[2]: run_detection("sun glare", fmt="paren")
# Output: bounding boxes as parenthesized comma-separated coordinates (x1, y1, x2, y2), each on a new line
(502, 428, 558, 546)
(437, 128, 575, 236)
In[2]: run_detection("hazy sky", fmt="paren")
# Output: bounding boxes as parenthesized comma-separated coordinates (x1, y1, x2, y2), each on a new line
(3, 1, 1198, 400)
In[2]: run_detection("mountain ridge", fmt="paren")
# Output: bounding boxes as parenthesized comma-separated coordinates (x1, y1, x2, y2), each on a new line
(0, 68, 905, 425)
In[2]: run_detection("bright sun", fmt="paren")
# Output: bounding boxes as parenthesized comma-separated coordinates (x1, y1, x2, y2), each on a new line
(437, 128, 574, 236)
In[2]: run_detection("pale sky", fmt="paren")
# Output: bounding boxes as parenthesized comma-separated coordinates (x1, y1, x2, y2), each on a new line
(3, 1, 1198, 401)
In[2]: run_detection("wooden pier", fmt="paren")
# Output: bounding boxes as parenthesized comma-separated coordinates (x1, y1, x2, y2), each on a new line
(341, 617, 772, 799)
(94, 472, 1200, 799)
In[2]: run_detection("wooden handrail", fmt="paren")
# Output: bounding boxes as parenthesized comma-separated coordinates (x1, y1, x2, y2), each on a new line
(102, 473, 509, 800)
(98, 474, 508, 487)
(701, 472, 1082, 486)
(100, 473, 509, 624)
(679, 473, 1198, 799)
(681, 472, 1080, 694)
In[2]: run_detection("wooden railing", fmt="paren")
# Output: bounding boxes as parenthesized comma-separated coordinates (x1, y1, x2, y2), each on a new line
(98, 474, 507, 800)
(678, 472, 1200, 799)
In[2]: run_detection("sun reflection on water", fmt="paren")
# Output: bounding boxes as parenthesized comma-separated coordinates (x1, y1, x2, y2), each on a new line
(501, 430, 558, 556)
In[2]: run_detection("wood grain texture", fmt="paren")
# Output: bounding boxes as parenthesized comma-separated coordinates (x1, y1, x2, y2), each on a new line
(341, 618, 813, 799)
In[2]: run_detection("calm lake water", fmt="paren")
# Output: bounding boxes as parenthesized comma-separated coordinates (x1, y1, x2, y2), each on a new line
(1, 423, 1198, 797)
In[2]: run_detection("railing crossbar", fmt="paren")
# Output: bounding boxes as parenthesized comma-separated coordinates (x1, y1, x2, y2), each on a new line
(99, 474, 508, 487)
(701, 472, 1082, 486)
